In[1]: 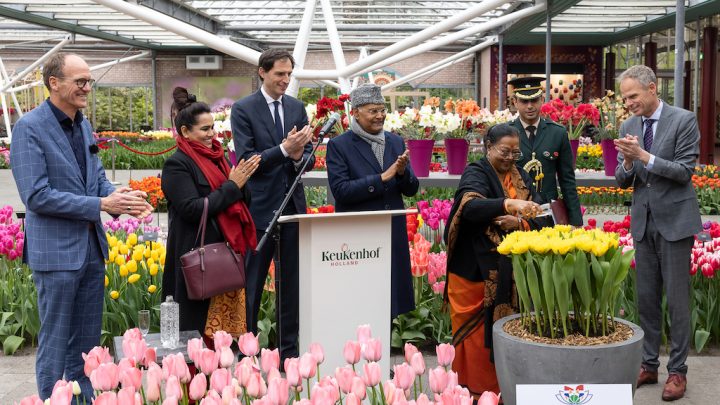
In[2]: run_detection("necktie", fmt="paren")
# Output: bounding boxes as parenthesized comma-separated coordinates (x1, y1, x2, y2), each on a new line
(273, 100, 284, 143)
(526, 125, 537, 147)
(643, 118, 655, 151)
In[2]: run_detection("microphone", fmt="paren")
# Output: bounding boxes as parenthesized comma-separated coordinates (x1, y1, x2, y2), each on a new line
(318, 112, 342, 137)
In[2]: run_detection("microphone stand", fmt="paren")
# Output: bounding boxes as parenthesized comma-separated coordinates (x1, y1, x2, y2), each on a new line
(255, 129, 329, 356)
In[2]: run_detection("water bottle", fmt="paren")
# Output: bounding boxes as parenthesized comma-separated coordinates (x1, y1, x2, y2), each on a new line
(160, 295, 179, 349)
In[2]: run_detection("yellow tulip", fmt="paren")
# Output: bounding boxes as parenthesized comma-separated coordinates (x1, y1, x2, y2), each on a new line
(497, 241, 512, 255)
(108, 250, 117, 263)
(119, 244, 129, 255)
(128, 274, 141, 284)
(104, 275, 109, 287)
(159, 253, 166, 266)
(132, 250, 143, 262)
(115, 255, 126, 266)
(530, 238, 551, 255)
(107, 235, 118, 248)
(119, 265, 128, 277)
(149, 263, 159, 276)
(510, 241, 529, 255)
(148, 284, 157, 293)
(150, 250, 159, 261)
(127, 259, 138, 273)
(127, 233, 138, 246)
(144, 248, 151, 259)
(147, 258, 155, 267)
(110, 290, 119, 300)
(592, 241, 610, 257)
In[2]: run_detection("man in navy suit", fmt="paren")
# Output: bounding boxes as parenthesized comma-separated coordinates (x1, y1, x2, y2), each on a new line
(10, 53, 152, 402)
(231, 49, 314, 361)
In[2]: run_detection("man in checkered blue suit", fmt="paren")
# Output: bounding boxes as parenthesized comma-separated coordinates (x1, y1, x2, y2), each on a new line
(10, 53, 152, 402)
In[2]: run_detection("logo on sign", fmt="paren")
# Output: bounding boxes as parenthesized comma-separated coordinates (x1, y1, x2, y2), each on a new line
(555, 385, 593, 404)
(321, 244, 381, 267)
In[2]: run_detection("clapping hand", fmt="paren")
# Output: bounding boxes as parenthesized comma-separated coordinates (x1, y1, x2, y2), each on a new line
(396, 150, 409, 176)
(229, 154, 261, 189)
(101, 187, 154, 219)
(282, 125, 313, 161)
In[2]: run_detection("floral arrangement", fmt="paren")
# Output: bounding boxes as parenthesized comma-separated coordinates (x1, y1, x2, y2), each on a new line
(142, 130, 174, 140)
(0, 205, 23, 261)
(306, 94, 350, 138)
(416, 199, 452, 248)
(692, 166, 720, 214)
(129, 176, 166, 211)
(21, 325, 493, 405)
(441, 99, 480, 140)
(384, 106, 443, 141)
(590, 91, 630, 140)
(498, 225, 635, 338)
(576, 186, 632, 214)
(306, 205, 335, 214)
(540, 99, 600, 140)
(575, 143, 604, 171)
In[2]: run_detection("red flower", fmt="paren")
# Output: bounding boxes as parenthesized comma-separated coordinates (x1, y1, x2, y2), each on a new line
(338, 94, 350, 102)
(588, 218, 597, 228)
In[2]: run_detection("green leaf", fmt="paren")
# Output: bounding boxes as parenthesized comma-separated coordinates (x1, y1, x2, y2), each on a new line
(400, 330, 426, 341)
(2, 335, 24, 355)
(694, 329, 711, 353)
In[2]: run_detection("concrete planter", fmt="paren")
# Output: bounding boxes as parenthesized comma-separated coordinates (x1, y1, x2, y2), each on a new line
(492, 314, 644, 405)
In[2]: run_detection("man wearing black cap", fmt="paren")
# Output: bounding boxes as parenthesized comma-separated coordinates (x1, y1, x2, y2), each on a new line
(508, 76, 582, 226)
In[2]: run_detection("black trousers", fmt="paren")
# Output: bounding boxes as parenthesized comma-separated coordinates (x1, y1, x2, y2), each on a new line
(245, 222, 300, 360)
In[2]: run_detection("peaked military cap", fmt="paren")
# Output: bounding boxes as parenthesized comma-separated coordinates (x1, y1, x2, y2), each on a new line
(508, 76, 545, 100)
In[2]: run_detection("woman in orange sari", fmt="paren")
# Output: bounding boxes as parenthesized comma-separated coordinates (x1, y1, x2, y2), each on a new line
(444, 123, 551, 397)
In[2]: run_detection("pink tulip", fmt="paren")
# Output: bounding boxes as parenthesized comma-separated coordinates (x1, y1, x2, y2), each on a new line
(222, 385, 236, 403)
(299, 352, 317, 379)
(165, 375, 183, 400)
(162, 353, 191, 383)
(429, 367, 448, 394)
(49, 381, 73, 405)
(310, 385, 334, 405)
(447, 370, 459, 389)
(93, 391, 117, 405)
(417, 393, 431, 405)
(162, 396, 179, 405)
(393, 363, 414, 390)
(284, 358, 302, 387)
(478, 391, 500, 405)
(121, 334, 147, 364)
(436, 343, 455, 367)
(363, 338, 382, 362)
(343, 341, 361, 365)
(363, 362, 381, 387)
(309, 342, 325, 364)
(296, 400, 312, 405)
(432, 281, 446, 295)
(234, 362, 253, 387)
(187, 338, 204, 364)
(345, 392, 361, 405)
(403, 343, 419, 363)
(238, 332, 259, 357)
(383, 381, 398, 405)
(266, 367, 281, 383)
(219, 347, 235, 368)
(318, 376, 340, 403)
(119, 365, 142, 391)
(123, 328, 143, 341)
(90, 363, 119, 391)
(261, 348, 280, 373)
(267, 377, 290, 405)
(246, 371, 267, 398)
(146, 362, 162, 402)
(335, 365, 355, 394)
(210, 368, 232, 393)
(17, 394, 43, 405)
(197, 348, 219, 375)
(143, 347, 157, 367)
(189, 373, 208, 400)
(350, 376, 366, 400)
(200, 390, 222, 405)
(356, 325, 372, 345)
(410, 352, 425, 376)
(213, 330, 234, 350)
(118, 387, 142, 405)
(82, 346, 113, 377)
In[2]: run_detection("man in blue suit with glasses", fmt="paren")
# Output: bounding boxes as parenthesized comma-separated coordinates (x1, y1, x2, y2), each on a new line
(10, 53, 152, 402)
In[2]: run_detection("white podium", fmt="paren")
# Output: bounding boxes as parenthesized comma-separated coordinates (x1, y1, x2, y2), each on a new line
(279, 209, 412, 376)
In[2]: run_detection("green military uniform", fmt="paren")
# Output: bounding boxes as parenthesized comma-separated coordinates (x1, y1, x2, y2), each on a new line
(512, 118, 583, 225)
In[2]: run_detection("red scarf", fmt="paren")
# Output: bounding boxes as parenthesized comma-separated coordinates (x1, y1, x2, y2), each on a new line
(176, 136, 257, 255)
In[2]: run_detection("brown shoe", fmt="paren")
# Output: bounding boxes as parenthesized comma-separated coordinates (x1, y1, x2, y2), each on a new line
(636, 365, 659, 388)
(662, 374, 687, 401)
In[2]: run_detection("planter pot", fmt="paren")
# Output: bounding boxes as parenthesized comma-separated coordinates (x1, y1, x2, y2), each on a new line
(600, 139, 618, 177)
(569, 139, 580, 168)
(407, 139, 435, 178)
(444, 138, 470, 175)
(492, 314, 644, 405)
(228, 150, 237, 165)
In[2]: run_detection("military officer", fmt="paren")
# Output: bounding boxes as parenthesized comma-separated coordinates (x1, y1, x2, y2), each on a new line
(508, 76, 582, 226)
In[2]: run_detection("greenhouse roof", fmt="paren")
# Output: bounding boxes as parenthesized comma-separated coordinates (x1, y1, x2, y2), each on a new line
(0, 0, 718, 51)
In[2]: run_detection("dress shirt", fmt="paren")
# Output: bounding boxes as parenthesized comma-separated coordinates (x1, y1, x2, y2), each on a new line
(47, 99, 86, 180)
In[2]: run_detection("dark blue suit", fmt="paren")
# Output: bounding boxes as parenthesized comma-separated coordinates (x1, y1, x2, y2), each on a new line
(10, 100, 114, 402)
(231, 89, 314, 359)
(326, 130, 418, 317)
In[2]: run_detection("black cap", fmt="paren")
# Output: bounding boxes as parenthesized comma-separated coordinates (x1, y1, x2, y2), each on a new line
(508, 76, 545, 100)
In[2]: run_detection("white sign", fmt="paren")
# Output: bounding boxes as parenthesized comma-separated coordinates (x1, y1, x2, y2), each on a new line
(517, 384, 632, 405)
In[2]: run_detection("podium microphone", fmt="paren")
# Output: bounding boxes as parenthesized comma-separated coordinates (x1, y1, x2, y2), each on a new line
(318, 112, 342, 138)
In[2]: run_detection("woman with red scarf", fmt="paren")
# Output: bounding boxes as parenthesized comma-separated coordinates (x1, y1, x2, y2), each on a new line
(162, 87, 260, 338)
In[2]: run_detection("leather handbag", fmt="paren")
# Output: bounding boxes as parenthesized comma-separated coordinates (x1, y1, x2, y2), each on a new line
(180, 198, 245, 300)
(550, 198, 570, 225)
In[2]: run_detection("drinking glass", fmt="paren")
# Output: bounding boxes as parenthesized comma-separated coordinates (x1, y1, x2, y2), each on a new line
(138, 309, 150, 336)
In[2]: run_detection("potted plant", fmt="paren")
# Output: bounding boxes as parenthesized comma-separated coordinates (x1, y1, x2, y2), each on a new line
(540, 99, 600, 167)
(492, 226, 642, 405)
(592, 91, 630, 176)
(440, 99, 481, 175)
(384, 105, 439, 177)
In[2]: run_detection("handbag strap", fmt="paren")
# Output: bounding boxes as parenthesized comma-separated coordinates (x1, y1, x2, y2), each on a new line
(193, 197, 210, 249)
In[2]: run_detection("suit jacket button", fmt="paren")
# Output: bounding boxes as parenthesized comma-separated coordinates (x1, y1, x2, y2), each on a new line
(368, 185, 375, 192)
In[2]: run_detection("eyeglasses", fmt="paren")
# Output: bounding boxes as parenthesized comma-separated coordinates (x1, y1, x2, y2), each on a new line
(492, 146, 523, 161)
(361, 107, 387, 116)
(57, 77, 96, 89)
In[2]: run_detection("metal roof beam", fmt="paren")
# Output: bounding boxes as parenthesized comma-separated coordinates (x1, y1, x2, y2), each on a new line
(224, 24, 474, 32)
(137, 0, 226, 34)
